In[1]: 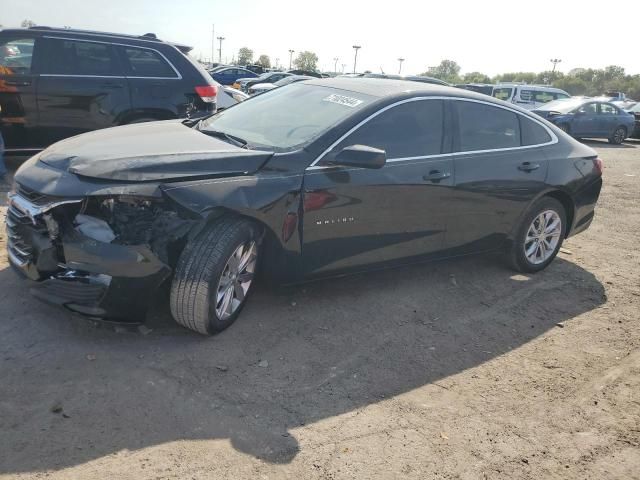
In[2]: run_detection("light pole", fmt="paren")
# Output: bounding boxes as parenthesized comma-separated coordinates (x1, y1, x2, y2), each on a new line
(550, 58, 561, 80)
(288, 49, 295, 69)
(398, 57, 405, 75)
(211, 23, 216, 63)
(352, 45, 361, 73)
(333, 57, 339, 74)
(275, 58, 280, 69)
(217, 36, 225, 63)
(341, 63, 346, 74)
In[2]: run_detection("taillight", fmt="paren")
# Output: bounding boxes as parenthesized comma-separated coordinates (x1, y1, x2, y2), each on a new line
(195, 85, 218, 103)
(594, 157, 603, 176)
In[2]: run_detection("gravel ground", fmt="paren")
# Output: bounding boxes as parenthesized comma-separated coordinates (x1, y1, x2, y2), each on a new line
(0, 141, 638, 479)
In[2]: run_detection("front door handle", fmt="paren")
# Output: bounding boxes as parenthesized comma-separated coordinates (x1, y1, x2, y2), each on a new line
(423, 170, 451, 182)
(518, 162, 541, 172)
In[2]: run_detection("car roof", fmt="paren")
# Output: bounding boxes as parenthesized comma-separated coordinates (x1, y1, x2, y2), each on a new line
(494, 83, 566, 93)
(302, 77, 495, 102)
(1, 27, 193, 52)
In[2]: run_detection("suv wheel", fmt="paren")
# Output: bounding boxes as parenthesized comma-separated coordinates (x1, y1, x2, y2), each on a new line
(170, 218, 259, 335)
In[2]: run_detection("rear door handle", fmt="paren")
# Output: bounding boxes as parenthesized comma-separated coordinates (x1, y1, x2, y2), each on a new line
(423, 170, 451, 182)
(5, 80, 31, 86)
(518, 162, 541, 172)
(100, 82, 124, 89)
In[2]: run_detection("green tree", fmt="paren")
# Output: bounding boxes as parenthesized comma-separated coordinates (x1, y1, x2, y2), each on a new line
(293, 51, 318, 71)
(257, 54, 271, 68)
(424, 59, 461, 83)
(21, 19, 36, 28)
(462, 71, 491, 84)
(492, 72, 537, 84)
(237, 47, 254, 66)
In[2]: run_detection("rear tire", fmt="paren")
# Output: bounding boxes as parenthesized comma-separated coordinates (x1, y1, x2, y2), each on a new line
(609, 126, 627, 145)
(170, 218, 260, 335)
(508, 197, 566, 273)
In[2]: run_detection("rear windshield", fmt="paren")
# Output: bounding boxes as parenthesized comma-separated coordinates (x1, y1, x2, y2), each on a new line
(493, 87, 513, 101)
(199, 83, 374, 151)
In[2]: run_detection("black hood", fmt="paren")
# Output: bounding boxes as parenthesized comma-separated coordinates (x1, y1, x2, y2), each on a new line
(38, 120, 273, 182)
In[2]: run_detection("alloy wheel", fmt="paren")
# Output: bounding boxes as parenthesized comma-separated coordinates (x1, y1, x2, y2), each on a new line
(613, 127, 626, 144)
(524, 210, 562, 265)
(215, 241, 257, 320)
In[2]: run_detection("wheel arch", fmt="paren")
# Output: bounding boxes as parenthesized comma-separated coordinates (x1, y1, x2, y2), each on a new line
(543, 190, 575, 238)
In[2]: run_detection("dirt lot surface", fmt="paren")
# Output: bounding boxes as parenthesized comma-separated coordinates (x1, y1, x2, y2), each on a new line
(0, 141, 638, 479)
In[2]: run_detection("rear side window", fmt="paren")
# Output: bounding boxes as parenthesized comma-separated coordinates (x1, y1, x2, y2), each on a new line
(520, 116, 552, 145)
(121, 47, 177, 78)
(454, 101, 520, 152)
(493, 87, 513, 101)
(599, 103, 618, 115)
(43, 39, 120, 76)
(340, 100, 445, 158)
(0, 37, 35, 75)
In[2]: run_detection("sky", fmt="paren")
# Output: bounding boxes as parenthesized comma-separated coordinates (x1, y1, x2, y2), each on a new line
(2, 0, 639, 76)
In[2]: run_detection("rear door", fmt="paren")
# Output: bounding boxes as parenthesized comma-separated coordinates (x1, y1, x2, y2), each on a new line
(37, 36, 130, 145)
(302, 98, 454, 275)
(116, 45, 182, 118)
(597, 103, 619, 137)
(0, 34, 41, 151)
(446, 99, 551, 251)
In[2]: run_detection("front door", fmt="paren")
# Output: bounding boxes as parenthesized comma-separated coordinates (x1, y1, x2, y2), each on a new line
(447, 99, 550, 251)
(571, 102, 599, 137)
(0, 34, 41, 151)
(302, 99, 454, 276)
(36, 37, 130, 146)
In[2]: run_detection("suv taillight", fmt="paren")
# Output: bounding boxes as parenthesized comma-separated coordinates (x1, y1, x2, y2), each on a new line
(594, 157, 603, 176)
(195, 85, 218, 103)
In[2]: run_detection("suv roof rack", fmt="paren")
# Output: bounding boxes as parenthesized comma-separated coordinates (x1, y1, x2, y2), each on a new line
(27, 26, 163, 43)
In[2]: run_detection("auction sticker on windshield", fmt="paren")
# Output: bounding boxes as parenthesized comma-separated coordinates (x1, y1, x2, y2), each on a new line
(323, 94, 364, 108)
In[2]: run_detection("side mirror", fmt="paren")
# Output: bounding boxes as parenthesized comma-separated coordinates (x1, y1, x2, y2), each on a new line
(330, 145, 386, 169)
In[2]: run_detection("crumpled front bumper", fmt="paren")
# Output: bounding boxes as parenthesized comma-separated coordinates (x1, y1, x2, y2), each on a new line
(6, 192, 171, 322)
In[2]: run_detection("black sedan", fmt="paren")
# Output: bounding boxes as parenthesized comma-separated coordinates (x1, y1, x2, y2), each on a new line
(8, 79, 603, 335)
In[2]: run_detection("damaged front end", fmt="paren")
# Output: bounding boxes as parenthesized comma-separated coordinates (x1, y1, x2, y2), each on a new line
(7, 184, 197, 322)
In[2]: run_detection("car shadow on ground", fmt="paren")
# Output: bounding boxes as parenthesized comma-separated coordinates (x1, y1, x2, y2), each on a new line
(0, 253, 605, 473)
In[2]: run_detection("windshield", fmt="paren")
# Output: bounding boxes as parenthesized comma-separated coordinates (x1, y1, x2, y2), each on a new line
(536, 98, 587, 113)
(627, 103, 640, 112)
(493, 87, 513, 101)
(199, 83, 374, 151)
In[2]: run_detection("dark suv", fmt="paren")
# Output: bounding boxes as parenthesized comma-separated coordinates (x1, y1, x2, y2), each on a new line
(0, 27, 219, 154)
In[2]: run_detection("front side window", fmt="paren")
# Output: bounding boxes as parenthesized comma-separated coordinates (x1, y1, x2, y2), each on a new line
(121, 47, 176, 78)
(334, 100, 444, 159)
(454, 101, 520, 152)
(493, 87, 513, 101)
(43, 39, 120, 76)
(576, 103, 597, 115)
(0, 37, 35, 75)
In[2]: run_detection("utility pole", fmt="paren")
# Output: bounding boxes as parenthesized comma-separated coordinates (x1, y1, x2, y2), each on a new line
(333, 57, 339, 74)
(288, 49, 295, 69)
(352, 45, 361, 73)
(550, 58, 561, 80)
(211, 23, 216, 63)
(217, 36, 225, 63)
(398, 57, 405, 75)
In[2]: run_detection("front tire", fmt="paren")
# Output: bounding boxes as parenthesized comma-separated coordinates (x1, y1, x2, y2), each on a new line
(508, 197, 566, 273)
(609, 126, 627, 145)
(170, 218, 259, 335)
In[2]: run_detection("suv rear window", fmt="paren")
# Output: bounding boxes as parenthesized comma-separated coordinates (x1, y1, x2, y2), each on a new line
(121, 47, 177, 78)
(43, 38, 121, 76)
(0, 38, 35, 74)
